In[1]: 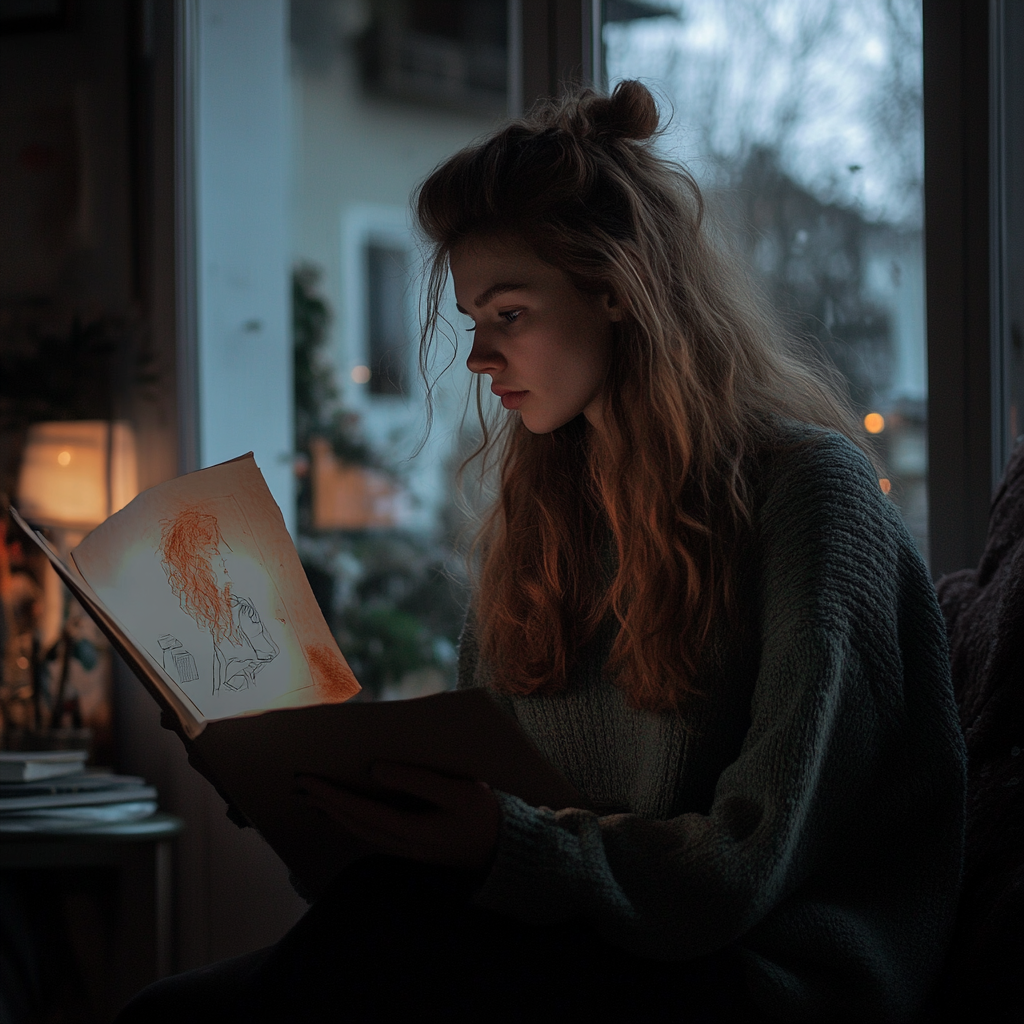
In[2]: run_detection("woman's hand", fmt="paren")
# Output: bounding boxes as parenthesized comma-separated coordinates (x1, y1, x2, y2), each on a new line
(296, 762, 501, 870)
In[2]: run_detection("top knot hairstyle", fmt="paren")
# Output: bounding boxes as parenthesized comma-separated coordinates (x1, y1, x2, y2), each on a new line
(555, 75, 660, 140)
(417, 80, 664, 270)
(415, 81, 861, 713)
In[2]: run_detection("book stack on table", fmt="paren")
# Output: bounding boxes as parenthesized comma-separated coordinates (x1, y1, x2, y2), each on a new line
(0, 751, 158, 833)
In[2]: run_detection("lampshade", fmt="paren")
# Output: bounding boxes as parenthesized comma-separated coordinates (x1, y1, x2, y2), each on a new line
(16, 421, 139, 529)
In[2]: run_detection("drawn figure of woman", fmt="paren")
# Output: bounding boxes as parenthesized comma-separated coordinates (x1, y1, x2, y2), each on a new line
(157, 505, 279, 695)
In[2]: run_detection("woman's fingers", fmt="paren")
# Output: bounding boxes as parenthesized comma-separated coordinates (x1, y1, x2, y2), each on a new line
(294, 769, 501, 869)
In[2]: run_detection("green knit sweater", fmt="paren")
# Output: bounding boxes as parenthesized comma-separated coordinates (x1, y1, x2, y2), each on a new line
(457, 427, 966, 1023)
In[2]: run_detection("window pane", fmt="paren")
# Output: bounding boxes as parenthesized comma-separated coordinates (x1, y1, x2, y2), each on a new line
(604, 0, 928, 559)
(291, 0, 507, 698)
(366, 244, 410, 397)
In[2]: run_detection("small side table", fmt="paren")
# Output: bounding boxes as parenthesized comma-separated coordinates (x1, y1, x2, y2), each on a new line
(1, 813, 183, 1022)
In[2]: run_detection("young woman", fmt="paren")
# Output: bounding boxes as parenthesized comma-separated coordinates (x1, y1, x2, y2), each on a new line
(119, 82, 965, 1023)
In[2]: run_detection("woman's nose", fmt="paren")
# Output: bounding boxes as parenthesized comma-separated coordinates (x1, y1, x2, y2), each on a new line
(466, 332, 506, 376)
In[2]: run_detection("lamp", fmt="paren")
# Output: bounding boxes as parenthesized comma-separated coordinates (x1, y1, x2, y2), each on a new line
(16, 420, 138, 530)
(8, 421, 139, 743)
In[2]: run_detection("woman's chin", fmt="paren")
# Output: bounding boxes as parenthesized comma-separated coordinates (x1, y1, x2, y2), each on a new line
(520, 411, 589, 435)
(520, 415, 561, 435)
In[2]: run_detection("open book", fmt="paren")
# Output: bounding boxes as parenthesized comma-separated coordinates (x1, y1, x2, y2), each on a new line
(10, 455, 580, 896)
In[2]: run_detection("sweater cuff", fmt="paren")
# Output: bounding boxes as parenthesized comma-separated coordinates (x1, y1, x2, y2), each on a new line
(474, 790, 580, 922)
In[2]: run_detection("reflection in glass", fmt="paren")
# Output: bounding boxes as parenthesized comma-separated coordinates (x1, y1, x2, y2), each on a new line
(604, 0, 928, 558)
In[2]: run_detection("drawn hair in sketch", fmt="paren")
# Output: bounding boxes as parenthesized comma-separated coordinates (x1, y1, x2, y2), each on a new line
(158, 505, 238, 646)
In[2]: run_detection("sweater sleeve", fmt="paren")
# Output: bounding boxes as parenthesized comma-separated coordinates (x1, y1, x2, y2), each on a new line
(467, 434, 965, 1007)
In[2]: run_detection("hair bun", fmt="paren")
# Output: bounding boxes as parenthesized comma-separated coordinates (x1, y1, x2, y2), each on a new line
(587, 80, 659, 142)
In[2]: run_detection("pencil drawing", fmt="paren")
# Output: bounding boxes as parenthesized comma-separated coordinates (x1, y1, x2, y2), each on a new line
(157, 504, 280, 695)
(158, 634, 200, 684)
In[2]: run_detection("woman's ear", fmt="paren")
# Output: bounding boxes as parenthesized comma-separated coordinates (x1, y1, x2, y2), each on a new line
(603, 289, 625, 322)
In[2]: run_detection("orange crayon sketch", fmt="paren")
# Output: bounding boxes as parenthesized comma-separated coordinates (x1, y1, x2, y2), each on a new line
(157, 504, 280, 695)
(160, 506, 238, 645)
(304, 643, 358, 703)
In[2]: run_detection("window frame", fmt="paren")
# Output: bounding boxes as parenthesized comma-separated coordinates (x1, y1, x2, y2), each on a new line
(922, 0, 1015, 577)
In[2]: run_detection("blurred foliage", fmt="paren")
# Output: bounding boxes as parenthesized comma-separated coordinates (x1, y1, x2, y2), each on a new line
(298, 525, 465, 700)
(293, 264, 379, 468)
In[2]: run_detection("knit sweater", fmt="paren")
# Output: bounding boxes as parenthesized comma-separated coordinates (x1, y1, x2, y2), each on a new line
(457, 426, 966, 1023)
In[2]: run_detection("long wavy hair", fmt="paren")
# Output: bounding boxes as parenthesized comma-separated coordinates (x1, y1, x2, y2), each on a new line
(159, 506, 237, 646)
(415, 81, 863, 712)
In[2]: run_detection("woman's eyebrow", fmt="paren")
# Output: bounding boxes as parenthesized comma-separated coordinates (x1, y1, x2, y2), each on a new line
(454, 282, 528, 315)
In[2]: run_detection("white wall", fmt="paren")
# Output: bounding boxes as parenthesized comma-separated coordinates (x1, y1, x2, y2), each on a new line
(196, 0, 295, 532)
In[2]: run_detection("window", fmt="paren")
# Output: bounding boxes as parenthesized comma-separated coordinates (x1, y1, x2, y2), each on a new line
(288, 2, 508, 699)
(366, 243, 411, 397)
(603, 0, 930, 558)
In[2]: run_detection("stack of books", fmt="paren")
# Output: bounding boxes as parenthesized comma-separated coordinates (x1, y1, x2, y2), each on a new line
(0, 751, 158, 832)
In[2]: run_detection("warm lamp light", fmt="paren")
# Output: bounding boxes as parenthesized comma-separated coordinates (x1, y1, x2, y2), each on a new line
(16, 421, 139, 529)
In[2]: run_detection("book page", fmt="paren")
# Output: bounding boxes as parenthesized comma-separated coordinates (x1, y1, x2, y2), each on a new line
(9, 506, 207, 737)
(71, 455, 360, 722)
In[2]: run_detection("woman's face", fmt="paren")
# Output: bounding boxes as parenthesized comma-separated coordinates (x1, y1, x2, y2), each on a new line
(450, 236, 620, 434)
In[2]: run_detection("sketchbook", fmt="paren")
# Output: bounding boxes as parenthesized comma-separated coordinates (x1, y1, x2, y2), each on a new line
(10, 455, 581, 896)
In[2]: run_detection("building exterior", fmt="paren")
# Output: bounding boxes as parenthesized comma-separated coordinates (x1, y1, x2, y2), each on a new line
(291, 0, 510, 532)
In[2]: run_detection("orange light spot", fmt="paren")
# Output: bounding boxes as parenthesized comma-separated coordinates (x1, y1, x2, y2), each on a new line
(57, 450, 71, 466)
(864, 412, 885, 434)
(879, 478, 892, 494)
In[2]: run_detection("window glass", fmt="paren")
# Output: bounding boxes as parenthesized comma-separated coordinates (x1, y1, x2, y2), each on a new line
(366, 244, 411, 397)
(290, 0, 507, 698)
(604, 0, 928, 558)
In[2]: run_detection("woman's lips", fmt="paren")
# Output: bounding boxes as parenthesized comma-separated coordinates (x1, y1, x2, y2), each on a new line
(499, 390, 528, 410)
